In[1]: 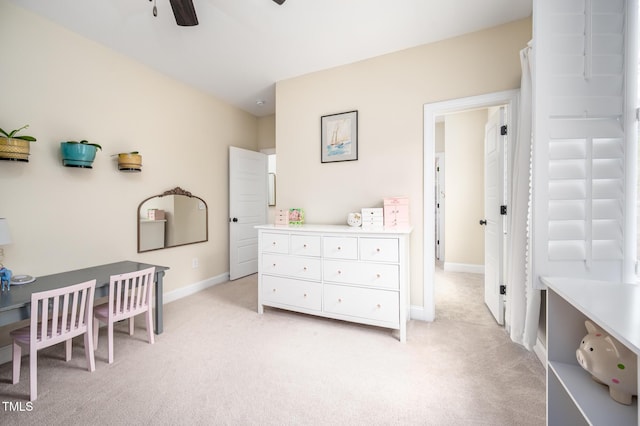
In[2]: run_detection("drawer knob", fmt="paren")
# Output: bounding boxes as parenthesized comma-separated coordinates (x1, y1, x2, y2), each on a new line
(303, 266, 308, 271)
(272, 241, 277, 246)
(303, 244, 307, 248)
(377, 304, 381, 309)
(337, 270, 342, 275)
(376, 248, 381, 252)
(303, 293, 307, 298)
(272, 263, 276, 267)
(376, 273, 381, 278)
(338, 298, 342, 303)
(272, 288, 277, 292)
(337, 246, 342, 250)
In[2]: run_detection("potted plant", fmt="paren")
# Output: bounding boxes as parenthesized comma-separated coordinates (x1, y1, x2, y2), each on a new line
(60, 140, 102, 168)
(0, 125, 36, 162)
(115, 151, 142, 172)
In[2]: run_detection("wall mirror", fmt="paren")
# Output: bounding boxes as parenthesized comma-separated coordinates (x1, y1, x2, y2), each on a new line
(138, 187, 208, 252)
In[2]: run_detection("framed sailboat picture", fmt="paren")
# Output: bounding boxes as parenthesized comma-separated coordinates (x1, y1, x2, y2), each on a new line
(321, 110, 358, 163)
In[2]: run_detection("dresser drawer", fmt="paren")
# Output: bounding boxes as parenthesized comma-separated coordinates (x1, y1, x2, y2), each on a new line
(322, 236, 358, 259)
(262, 254, 321, 281)
(323, 284, 399, 325)
(290, 234, 321, 257)
(359, 238, 399, 262)
(323, 260, 399, 290)
(262, 275, 321, 311)
(261, 232, 289, 254)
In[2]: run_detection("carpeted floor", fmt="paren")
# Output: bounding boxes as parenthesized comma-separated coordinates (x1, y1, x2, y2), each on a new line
(0, 269, 545, 425)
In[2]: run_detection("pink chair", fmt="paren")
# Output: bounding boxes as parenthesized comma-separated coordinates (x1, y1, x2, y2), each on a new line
(11, 279, 97, 401)
(93, 267, 155, 363)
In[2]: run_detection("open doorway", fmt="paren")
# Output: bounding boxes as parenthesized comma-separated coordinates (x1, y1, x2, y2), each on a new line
(434, 106, 508, 325)
(422, 90, 519, 327)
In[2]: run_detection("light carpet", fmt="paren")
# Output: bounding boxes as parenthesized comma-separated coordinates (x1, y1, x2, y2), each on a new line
(0, 270, 545, 425)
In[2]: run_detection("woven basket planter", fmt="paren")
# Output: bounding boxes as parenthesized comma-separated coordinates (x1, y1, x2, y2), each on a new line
(0, 138, 30, 162)
(117, 153, 142, 172)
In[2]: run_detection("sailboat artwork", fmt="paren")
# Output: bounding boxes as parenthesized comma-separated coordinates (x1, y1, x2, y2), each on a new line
(321, 110, 358, 163)
(326, 118, 352, 157)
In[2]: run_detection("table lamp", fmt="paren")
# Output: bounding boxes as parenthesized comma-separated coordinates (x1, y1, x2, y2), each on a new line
(0, 218, 35, 287)
(0, 218, 11, 290)
(0, 218, 11, 266)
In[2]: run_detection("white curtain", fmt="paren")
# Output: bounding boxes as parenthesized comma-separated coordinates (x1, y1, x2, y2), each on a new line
(506, 41, 540, 350)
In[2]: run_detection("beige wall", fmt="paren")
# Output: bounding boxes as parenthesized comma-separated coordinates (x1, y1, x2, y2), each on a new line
(443, 109, 487, 267)
(0, 3, 257, 306)
(275, 18, 531, 308)
(258, 115, 276, 150)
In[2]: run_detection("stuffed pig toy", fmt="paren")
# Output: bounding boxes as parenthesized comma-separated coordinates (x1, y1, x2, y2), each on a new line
(576, 320, 637, 405)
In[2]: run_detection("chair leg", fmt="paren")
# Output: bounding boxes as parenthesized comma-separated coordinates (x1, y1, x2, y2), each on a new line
(65, 339, 72, 362)
(12, 341, 21, 384)
(84, 326, 95, 372)
(146, 309, 155, 345)
(107, 321, 114, 364)
(29, 349, 37, 401)
(93, 317, 99, 351)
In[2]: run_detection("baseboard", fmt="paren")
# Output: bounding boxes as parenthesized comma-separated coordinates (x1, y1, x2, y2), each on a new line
(163, 272, 230, 304)
(410, 305, 434, 322)
(443, 262, 484, 274)
(533, 337, 546, 367)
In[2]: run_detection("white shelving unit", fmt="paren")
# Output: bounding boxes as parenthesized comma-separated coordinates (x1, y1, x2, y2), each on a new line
(543, 277, 640, 425)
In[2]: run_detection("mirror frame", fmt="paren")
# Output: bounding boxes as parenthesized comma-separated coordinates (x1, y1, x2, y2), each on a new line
(137, 186, 208, 253)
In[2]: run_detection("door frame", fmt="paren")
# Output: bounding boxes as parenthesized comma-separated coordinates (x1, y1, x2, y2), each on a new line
(422, 89, 519, 322)
(434, 152, 445, 262)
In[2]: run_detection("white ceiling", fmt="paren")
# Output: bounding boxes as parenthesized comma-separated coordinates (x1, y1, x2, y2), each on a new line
(8, 0, 532, 117)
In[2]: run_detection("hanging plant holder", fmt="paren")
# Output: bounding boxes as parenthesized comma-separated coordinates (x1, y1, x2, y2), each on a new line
(0, 138, 30, 162)
(61, 141, 101, 168)
(0, 125, 36, 162)
(117, 152, 142, 172)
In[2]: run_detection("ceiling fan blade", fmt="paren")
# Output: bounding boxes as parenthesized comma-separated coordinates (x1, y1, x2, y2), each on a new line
(273, 0, 286, 5)
(169, 0, 199, 26)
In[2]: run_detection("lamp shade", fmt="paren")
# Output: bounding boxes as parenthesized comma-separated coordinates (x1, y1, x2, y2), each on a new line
(0, 218, 12, 245)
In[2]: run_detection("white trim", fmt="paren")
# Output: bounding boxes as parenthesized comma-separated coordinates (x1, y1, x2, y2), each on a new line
(423, 89, 519, 323)
(409, 304, 429, 321)
(443, 263, 484, 274)
(163, 272, 230, 304)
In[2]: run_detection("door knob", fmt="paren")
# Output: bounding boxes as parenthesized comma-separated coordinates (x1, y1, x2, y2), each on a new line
(231, 217, 238, 223)
(479, 219, 487, 225)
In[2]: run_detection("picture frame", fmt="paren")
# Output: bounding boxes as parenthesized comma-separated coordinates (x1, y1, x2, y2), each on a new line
(321, 110, 358, 163)
(288, 208, 304, 225)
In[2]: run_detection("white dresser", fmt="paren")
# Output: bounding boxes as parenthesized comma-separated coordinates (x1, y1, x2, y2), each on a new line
(256, 224, 412, 342)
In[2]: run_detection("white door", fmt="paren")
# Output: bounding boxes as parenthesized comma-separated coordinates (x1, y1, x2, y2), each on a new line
(483, 108, 506, 325)
(229, 146, 268, 280)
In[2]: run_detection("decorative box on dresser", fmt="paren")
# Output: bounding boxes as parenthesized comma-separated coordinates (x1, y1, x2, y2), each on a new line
(256, 224, 412, 342)
(543, 277, 640, 425)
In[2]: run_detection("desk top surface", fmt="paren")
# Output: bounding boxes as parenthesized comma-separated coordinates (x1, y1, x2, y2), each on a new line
(0, 260, 169, 313)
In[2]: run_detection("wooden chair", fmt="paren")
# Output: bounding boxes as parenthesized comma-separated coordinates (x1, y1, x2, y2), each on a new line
(11, 279, 97, 401)
(93, 267, 155, 363)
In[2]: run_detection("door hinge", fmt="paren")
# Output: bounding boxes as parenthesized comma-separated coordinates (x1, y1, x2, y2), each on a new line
(500, 205, 507, 215)
(500, 125, 507, 136)
(500, 285, 507, 295)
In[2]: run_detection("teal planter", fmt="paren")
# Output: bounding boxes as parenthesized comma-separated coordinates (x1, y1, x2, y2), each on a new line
(61, 142, 97, 168)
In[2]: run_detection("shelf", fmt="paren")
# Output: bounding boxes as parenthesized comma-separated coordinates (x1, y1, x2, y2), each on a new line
(549, 361, 637, 425)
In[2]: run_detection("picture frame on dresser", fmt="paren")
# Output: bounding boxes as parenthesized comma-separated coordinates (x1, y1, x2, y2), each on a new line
(321, 110, 358, 163)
